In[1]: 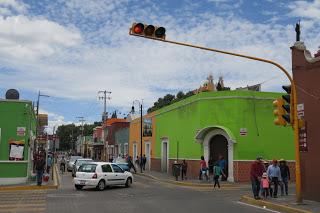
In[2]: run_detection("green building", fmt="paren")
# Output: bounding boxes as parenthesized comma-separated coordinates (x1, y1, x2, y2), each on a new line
(152, 90, 294, 182)
(0, 98, 36, 185)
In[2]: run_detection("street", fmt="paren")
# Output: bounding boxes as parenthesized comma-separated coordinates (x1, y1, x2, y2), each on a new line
(44, 173, 273, 213)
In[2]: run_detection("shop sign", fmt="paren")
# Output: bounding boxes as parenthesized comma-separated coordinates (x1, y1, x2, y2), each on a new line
(297, 103, 304, 119)
(299, 122, 308, 152)
(17, 127, 26, 136)
(240, 128, 247, 136)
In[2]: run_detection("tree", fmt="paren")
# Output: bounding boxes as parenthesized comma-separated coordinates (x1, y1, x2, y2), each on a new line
(176, 91, 185, 100)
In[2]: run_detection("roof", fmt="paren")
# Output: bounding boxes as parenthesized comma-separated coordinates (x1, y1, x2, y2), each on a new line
(103, 118, 128, 128)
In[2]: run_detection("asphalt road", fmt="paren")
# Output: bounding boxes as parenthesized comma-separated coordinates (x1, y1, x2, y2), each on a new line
(44, 172, 276, 213)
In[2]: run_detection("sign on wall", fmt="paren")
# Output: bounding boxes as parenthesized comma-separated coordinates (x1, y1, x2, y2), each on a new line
(299, 122, 308, 152)
(17, 127, 26, 136)
(9, 140, 25, 161)
(143, 118, 152, 137)
(240, 128, 247, 136)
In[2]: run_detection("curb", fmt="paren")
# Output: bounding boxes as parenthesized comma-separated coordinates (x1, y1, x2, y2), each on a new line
(0, 164, 59, 191)
(240, 195, 312, 213)
(135, 172, 243, 188)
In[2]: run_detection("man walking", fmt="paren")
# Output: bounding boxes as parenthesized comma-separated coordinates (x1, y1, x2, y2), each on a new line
(35, 155, 46, 186)
(250, 156, 264, 200)
(127, 156, 136, 173)
(279, 159, 290, 196)
(267, 159, 282, 198)
(142, 154, 147, 170)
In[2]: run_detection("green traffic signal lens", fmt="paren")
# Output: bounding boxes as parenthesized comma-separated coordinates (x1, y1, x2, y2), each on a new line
(282, 95, 290, 103)
(155, 27, 166, 38)
(144, 25, 155, 36)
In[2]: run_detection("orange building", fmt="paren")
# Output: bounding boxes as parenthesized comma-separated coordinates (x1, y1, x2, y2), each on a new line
(129, 112, 156, 171)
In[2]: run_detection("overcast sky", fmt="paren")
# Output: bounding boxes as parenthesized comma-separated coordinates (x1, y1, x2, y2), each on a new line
(0, 0, 319, 132)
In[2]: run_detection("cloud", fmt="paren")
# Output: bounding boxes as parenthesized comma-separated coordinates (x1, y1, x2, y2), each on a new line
(288, 0, 320, 21)
(0, 0, 27, 15)
(0, 15, 82, 61)
(0, 0, 319, 124)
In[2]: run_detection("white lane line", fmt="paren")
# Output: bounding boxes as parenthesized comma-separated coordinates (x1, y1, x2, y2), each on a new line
(237, 201, 282, 213)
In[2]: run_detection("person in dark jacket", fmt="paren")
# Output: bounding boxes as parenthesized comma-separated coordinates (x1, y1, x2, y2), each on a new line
(279, 159, 290, 195)
(250, 156, 265, 200)
(35, 155, 46, 186)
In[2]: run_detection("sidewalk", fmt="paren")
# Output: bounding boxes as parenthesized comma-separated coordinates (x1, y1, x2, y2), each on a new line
(134, 169, 248, 188)
(0, 164, 59, 191)
(240, 187, 320, 213)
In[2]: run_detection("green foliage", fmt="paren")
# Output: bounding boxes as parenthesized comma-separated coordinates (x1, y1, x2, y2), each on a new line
(147, 90, 195, 113)
(56, 122, 100, 150)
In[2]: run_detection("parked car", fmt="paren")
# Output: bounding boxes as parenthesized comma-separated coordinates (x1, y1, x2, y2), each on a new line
(113, 158, 129, 171)
(67, 156, 83, 172)
(74, 162, 133, 190)
(72, 158, 94, 177)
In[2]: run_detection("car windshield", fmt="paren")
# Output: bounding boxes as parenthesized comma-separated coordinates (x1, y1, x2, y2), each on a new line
(76, 159, 93, 167)
(78, 164, 96, 173)
(114, 158, 127, 164)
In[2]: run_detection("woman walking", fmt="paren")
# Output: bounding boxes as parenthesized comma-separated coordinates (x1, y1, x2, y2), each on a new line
(213, 162, 225, 188)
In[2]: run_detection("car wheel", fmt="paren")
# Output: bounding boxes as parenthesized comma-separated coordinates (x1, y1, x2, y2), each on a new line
(75, 185, 83, 190)
(97, 180, 105, 191)
(125, 177, 132, 188)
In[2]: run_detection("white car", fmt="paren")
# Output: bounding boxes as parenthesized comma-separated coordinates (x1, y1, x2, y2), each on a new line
(74, 162, 133, 190)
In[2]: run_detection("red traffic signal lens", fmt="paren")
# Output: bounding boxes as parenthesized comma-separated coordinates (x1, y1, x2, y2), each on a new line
(144, 25, 155, 36)
(155, 27, 166, 38)
(133, 23, 144, 34)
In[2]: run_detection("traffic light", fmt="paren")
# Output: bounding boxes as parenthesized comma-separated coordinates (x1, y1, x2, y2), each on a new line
(130, 23, 166, 39)
(273, 98, 287, 126)
(282, 85, 292, 124)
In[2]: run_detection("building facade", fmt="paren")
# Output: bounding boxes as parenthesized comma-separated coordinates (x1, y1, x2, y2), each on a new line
(0, 99, 36, 185)
(130, 90, 295, 181)
(292, 41, 320, 201)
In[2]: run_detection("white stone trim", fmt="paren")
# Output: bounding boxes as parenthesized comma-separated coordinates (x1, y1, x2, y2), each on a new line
(203, 128, 235, 182)
(161, 139, 169, 173)
(144, 141, 151, 171)
(0, 177, 28, 185)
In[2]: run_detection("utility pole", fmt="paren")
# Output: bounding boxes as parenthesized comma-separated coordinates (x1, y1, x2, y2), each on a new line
(98, 91, 111, 162)
(35, 91, 49, 153)
(76, 117, 85, 157)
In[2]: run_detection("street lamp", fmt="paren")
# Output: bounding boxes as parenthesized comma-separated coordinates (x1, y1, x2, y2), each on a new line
(35, 91, 50, 153)
(131, 100, 143, 173)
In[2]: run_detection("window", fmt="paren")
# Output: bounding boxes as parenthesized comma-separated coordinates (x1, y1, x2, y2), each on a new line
(78, 164, 96, 173)
(101, 164, 112, 173)
(111, 164, 123, 173)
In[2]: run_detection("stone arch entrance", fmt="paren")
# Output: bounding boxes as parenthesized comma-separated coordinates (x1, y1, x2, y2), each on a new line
(209, 135, 228, 179)
(195, 126, 236, 182)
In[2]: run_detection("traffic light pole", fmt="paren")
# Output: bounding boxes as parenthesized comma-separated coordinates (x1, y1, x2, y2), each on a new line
(129, 32, 302, 203)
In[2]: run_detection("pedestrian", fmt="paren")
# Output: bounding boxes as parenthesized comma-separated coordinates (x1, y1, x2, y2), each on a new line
(60, 156, 66, 174)
(181, 159, 188, 180)
(208, 158, 214, 179)
(267, 159, 282, 198)
(135, 156, 140, 168)
(261, 172, 270, 198)
(279, 159, 290, 196)
(213, 162, 225, 188)
(199, 156, 208, 181)
(35, 155, 46, 186)
(47, 156, 52, 174)
(218, 155, 227, 181)
(127, 156, 136, 173)
(142, 154, 147, 170)
(250, 156, 265, 200)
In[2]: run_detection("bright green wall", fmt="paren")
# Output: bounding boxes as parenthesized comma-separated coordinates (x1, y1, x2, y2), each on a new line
(0, 100, 36, 178)
(155, 91, 294, 161)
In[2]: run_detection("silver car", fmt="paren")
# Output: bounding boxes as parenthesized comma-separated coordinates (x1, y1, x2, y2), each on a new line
(67, 156, 83, 172)
(72, 158, 94, 177)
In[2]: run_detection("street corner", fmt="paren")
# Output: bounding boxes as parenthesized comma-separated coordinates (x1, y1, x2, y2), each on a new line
(239, 195, 313, 213)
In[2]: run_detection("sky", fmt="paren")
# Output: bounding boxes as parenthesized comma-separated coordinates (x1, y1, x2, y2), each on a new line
(0, 0, 319, 133)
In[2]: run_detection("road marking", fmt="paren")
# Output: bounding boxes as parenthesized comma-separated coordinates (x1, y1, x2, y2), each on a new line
(0, 203, 46, 208)
(47, 193, 84, 198)
(0, 207, 46, 212)
(237, 201, 282, 213)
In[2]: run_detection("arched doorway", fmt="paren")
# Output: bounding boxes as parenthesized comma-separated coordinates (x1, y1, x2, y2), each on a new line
(209, 134, 228, 179)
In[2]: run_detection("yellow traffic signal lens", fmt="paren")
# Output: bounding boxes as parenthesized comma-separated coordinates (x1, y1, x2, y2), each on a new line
(145, 25, 155, 36)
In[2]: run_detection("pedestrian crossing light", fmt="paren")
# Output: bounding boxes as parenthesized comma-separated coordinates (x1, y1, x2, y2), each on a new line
(130, 23, 166, 40)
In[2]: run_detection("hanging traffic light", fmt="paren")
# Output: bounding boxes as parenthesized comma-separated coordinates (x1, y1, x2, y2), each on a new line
(282, 85, 292, 124)
(273, 98, 287, 126)
(130, 23, 166, 40)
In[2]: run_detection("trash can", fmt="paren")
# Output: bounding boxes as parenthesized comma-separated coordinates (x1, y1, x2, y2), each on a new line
(172, 163, 181, 181)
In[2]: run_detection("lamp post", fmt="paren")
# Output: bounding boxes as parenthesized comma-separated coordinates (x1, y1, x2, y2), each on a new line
(35, 91, 49, 153)
(131, 100, 143, 173)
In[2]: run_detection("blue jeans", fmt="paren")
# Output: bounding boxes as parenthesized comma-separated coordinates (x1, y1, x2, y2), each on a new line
(37, 170, 44, 186)
(251, 178, 260, 197)
(280, 177, 289, 195)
